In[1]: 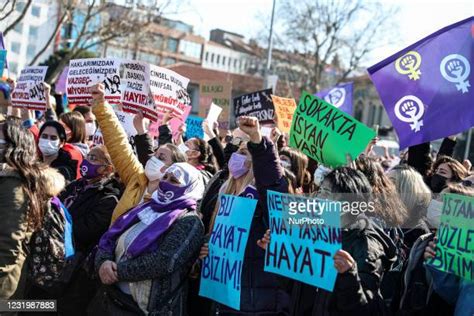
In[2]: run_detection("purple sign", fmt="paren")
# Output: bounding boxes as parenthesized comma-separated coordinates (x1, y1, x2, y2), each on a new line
(55, 66, 69, 94)
(315, 82, 353, 114)
(368, 17, 473, 149)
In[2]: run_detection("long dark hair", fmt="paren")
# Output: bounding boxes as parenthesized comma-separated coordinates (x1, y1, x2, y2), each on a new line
(2, 117, 47, 230)
(60, 111, 86, 143)
(192, 138, 218, 174)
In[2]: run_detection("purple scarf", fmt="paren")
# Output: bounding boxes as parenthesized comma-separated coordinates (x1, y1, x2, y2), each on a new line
(99, 198, 196, 258)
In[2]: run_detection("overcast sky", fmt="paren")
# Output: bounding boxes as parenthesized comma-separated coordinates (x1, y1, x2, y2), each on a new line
(165, 0, 473, 66)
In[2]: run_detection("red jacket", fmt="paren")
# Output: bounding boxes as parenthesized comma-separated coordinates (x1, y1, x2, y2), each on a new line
(62, 143, 83, 180)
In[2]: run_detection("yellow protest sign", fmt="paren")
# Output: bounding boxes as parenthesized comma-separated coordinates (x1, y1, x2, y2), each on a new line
(271, 95, 297, 133)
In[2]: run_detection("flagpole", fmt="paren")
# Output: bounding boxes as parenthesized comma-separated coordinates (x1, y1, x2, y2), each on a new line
(264, 0, 276, 89)
(464, 128, 472, 161)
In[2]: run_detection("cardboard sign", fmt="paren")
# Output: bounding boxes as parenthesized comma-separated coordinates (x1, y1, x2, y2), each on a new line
(265, 191, 342, 291)
(149, 64, 190, 124)
(289, 92, 375, 168)
(120, 61, 156, 120)
(271, 95, 297, 133)
(11, 66, 48, 110)
(428, 193, 474, 281)
(199, 81, 232, 129)
(207, 103, 223, 125)
(199, 194, 258, 310)
(233, 88, 274, 124)
(67, 58, 122, 106)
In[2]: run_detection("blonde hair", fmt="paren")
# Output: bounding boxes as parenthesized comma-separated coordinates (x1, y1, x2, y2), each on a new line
(39, 167, 66, 198)
(388, 165, 431, 223)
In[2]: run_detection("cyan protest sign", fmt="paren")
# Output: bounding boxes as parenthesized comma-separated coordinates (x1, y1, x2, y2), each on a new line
(265, 191, 342, 292)
(185, 115, 204, 139)
(199, 194, 258, 310)
(428, 193, 473, 281)
(0, 50, 7, 77)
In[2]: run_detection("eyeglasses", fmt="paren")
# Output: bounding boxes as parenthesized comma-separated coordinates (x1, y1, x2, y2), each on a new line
(462, 180, 473, 187)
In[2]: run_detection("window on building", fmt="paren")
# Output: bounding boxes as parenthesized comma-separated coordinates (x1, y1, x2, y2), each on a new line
(228, 58, 232, 67)
(139, 51, 159, 64)
(9, 62, 18, 75)
(151, 34, 164, 50)
(166, 38, 178, 53)
(11, 42, 21, 54)
(216, 55, 220, 64)
(179, 40, 202, 59)
(29, 26, 38, 37)
(234, 59, 237, 68)
(163, 57, 176, 65)
(14, 23, 23, 34)
(15, 2, 25, 12)
(205, 52, 209, 62)
(222, 56, 226, 66)
(31, 5, 41, 17)
(211, 53, 215, 63)
(26, 44, 36, 59)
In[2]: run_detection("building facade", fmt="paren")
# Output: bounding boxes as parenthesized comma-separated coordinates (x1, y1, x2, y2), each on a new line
(0, 0, 60, 77)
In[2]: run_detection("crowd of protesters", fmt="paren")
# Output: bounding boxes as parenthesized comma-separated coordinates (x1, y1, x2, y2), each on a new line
(0, 80, 472, 316)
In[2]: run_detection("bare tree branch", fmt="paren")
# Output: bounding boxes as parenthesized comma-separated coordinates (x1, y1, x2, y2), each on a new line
(3, 0, 32, 36)
(0, 0, 17, 22)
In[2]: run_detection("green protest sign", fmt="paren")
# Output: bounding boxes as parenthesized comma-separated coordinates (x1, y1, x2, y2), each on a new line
(428, 193, 473, 281)
(289, 92, 375, 167)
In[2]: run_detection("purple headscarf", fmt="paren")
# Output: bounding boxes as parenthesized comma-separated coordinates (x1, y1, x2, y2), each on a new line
(99, 163, 204, 258)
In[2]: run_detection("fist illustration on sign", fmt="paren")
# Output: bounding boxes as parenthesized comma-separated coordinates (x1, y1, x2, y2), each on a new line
(401, 101, 418, 118)
(401, 55, 415, 69)
(447, 60, 463, 78)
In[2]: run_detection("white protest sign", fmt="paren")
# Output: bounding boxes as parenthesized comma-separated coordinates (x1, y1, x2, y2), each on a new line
(67, 58, 121, 106)
(120, 60, 156, 120)
(207, 102, 222, 124)
(11, 66, 48, 110)
(149, 64, 190, 123)
(114, 109, 138, 153)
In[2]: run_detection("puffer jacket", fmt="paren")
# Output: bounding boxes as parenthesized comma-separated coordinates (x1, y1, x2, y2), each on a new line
(218, 137, 290, 315)
(290, 216, 397, 316)
(92, 100, 148, 222)
(0, 164, 31, 299)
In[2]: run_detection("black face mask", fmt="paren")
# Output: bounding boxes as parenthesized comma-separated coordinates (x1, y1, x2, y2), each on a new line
(431, 174, 448, 193)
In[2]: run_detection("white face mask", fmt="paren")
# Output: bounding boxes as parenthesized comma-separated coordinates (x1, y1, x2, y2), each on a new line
(85, 122, 97, 138)
(426, 199, 443, 228)
(145, 156, 166, 182)
(38, 138, 60, 157)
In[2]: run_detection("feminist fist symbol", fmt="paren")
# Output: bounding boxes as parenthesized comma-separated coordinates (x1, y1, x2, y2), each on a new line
(401, 101, 418, 118)
(447, 60, 463, 78)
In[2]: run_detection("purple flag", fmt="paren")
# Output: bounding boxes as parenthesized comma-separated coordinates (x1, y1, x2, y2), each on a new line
(55, 66, 68, 94)
(315, 82, 353, 114)
(368, 17, 473, 149)
(0, 32, 8, 70)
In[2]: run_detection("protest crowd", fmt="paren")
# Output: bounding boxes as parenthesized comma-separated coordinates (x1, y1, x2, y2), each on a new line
(0, 16, 473, 316)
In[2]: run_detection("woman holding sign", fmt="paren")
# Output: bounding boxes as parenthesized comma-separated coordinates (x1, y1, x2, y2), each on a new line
(201, 116, 290, 315)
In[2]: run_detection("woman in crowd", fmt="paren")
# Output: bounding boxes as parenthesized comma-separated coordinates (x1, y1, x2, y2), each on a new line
(38, 121, 80, 182)
(355, 156, 408, 228)
(200, 116, 290, 315)
(73, 105, 97, 142)
(92, 162, 205, 315)
(429, 155, 469, 193)
(291, 167, 397, 315)
(132, 111, 187, 197)
(52, 145, 122, 314)
(423, 183, 474, 316)
(60, 111, 90, 158)
(388, 165, 431, 245)
(0, 116, 48, 299)
(279, 147, 312, 193)
(184, 136, 218, 185)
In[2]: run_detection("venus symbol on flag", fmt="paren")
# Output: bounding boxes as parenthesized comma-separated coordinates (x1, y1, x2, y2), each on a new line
(324, 87, 346, 108)
(394, 95, 425, 132)
(439, 54, 471, 93)
(395, 51, 422, 80)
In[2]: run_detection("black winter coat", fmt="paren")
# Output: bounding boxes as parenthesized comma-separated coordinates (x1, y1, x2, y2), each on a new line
(60, 177, 123, 253)
(291, 216, 397, 316)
